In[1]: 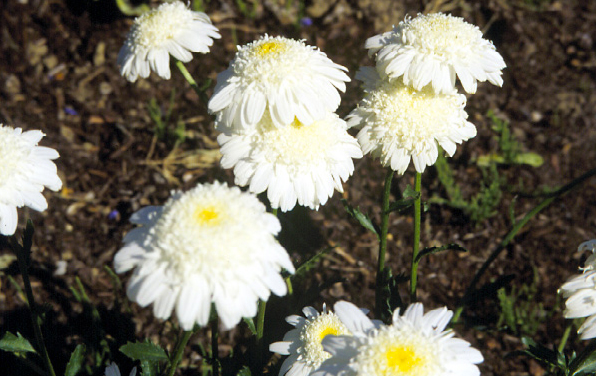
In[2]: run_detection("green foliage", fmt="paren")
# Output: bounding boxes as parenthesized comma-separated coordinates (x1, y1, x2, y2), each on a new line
(414, 243, 468, 264)
(519, 337, 596, 376)
(235, 0, 258, 18)
(0, 332, 36, 355)
(341, 199, 380, 239)
(65, 344, 86, 376)
(477, 110, 544, 168)
(293, 247, 334, 279)
(432, 152, 503, 224)
(113, 0, 149, 16)
(120, 340, 169, 376)
(191, 0, 210, 12)
(497, 268, 548, 336)
(147, 89, 186, 146)
(375, 267, 406, 324)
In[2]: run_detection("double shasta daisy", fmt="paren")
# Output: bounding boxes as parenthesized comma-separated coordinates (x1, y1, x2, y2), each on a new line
(114, 182, 294, 330)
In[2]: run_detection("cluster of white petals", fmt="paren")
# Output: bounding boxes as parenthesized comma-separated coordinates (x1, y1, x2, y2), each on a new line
(105, 363, 137, 376)
(270, 305, 351, 376)
(559, 239, 596, 340)
(0, 124, 62, 236)
(218, 112, 362, 212)
(209, 35, 350, 131)
(365, 12, 506, 94)
(313, 301, 483, 376)
(114, 182, 294, 330)
(118, 1, 220, 82)
(348, 68, 476, 174)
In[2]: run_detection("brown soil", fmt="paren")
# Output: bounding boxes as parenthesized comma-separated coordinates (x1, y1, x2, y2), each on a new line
(1, 0, 596, 375)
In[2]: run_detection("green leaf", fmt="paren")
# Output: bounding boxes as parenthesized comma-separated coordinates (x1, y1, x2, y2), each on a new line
(569, 339, 596, 375)
(140, 359, 159, 376)
(402, 185, 419, 200)
(414, 244, 468, 263)
(520, 337, 566, 370)
(386, 198, 416, 214)
(120, 340, 168, 362)
(293, 247, 334, 279)
(514, 152, 544, 167)
(0, 332, 36, 354)
(237, 365, 252, 376)
(65, 344, 86, 376)
(243, 317, 257, 336)
(341, 199, 379, 238)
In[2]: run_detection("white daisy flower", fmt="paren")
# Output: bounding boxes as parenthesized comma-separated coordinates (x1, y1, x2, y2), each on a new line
(113, 182, 294, 330)
(208, 35, 350, 131)
(117, 1, 220, 82)
(559, 239, 596, 340)
(270, 304, 352, 376)
(365, 12, 506, 94)
(217, 111, 362, 212)
(0, 124, 62, 236)
(348, 68, 476, 174)
(105, 362, 137, 376)
(315, 301, 483, 376)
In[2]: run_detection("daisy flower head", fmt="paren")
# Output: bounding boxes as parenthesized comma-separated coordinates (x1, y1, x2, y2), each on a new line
(559, 239, 596, 340)
(348, 68, 476, 174)
(117, 1, 220, 82)
(105, 362, 137, 376)
(270, 304, 352, 376)
(316, 301, 483, 376)
(365, 12, 506, 94)
(208, 35, 350, 131)
(217, 111, 362, 212)
(0, 124, 62, 236)
(113, 182, 294, 330)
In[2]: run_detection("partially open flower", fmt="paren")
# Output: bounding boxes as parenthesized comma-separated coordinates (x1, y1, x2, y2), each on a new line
(218, 111, 362, 212)
(559, 239, 596, 340)
(0, 124, 62, 236)
(117, 1, 220, 82)
(348, 68, 476, 174)
(114, 182, 294, 330)
(315, 301, 483, 376)
(208, 35, 350, 131)
(105, 362, 136, 376)
(366, 12, 506, 94)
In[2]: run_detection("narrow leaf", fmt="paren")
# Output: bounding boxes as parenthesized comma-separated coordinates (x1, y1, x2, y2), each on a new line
(386, 198, 416, 214)
(237, 365, 252, 376)
(519, 337, 564, 369)
(64, 344, 86, 376)
(120, 340, 168, 362)
(0, 332, 36, 354)
(341, 199, 379, 238)
(569, 339, 596, 375)
(293, 247, 333, 279)
(414, 244, 469, 263)
(243, 317, 257, 336)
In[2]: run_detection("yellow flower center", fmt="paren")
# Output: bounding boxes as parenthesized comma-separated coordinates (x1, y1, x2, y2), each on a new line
(194, 206, 221, 225)
(318, 327, 339, 342)
(386, 346, 421, 373)
(255, 41, 285, 56)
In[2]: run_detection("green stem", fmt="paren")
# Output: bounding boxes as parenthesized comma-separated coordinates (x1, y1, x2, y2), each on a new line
(453, 167, 596, 322)
(409, 172, 422, 302)
(167, 330, 193, 376)
(255, 299, 267, 371)
(376, 169, 394, 313)
(174, 60, 208, 104)
(11, 236, 56, 376)
(211, 320, 220, 376)
(558, 323, 573, 354)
